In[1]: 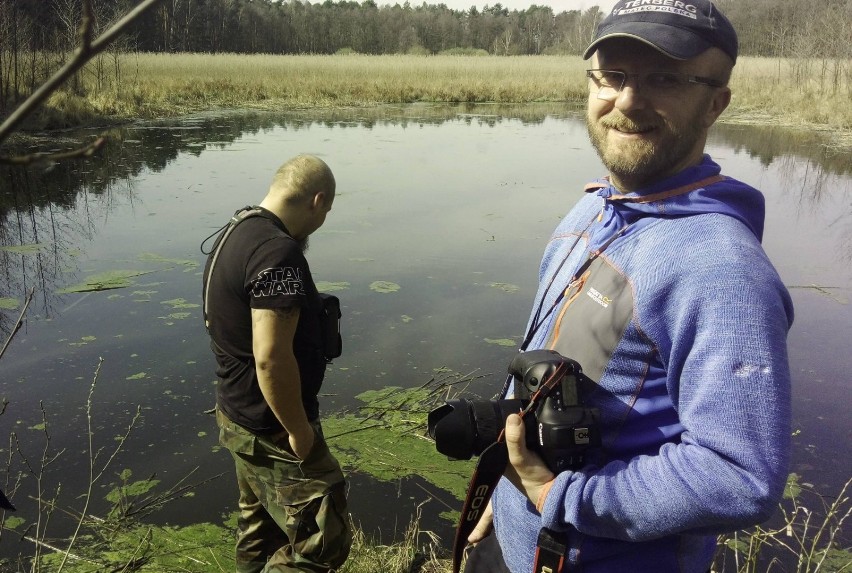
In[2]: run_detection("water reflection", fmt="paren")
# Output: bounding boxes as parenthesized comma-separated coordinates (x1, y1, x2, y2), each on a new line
(713, 123, 851, 177)
(3, 105, 849, 329)
(0, 170, 124, 334)
(711, 123, 852, 264)
(3, 107, 847, 236)
(0, 104, 850, 551)
(2, 104, 576, 334)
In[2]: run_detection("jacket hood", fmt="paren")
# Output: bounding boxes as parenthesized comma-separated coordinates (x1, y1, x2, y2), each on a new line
(588, 155, 766, 247)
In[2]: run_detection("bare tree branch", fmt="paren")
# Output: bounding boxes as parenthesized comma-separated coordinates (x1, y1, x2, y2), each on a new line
(0, 287, 35, 361)
(0, 0, 164, 162)
(0, 137, 108, 167)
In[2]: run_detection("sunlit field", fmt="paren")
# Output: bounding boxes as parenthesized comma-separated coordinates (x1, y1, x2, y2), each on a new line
(38, 52, 852, 138)
(62, 53, 587, 119)
(729, 56, 851, 131)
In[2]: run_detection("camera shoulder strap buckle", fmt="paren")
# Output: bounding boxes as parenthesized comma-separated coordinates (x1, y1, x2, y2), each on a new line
(533, 527, 568, 573)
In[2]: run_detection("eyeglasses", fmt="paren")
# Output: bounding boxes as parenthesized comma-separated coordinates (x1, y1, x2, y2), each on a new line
(586, 69, 726, 101)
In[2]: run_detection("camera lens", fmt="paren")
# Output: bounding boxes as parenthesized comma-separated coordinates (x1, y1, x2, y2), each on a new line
(427, 399, 526, 460)
(428, 401, 476, 460)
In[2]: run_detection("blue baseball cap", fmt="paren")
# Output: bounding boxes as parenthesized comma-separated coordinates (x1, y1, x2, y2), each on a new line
(583, 0, 738, 63)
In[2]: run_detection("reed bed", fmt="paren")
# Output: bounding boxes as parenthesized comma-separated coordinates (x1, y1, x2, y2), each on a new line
(102, 53, 852, 117)
(74, 52, 585, 118)
(728, 56, 852, 131)
(31, 52, 852, 141)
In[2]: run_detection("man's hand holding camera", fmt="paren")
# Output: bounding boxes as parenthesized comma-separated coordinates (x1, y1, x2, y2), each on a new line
(505, 414, 556, 509)
(466, 414, 556, 546)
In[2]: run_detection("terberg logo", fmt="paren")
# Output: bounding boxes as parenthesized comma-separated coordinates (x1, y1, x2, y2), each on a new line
(252, 267, 305, 297)
(615, 0, 698, 19)
(587, 287, 612, 308)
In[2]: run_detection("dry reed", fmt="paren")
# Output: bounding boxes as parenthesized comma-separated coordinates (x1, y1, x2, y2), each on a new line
(64, 53, 844, 133)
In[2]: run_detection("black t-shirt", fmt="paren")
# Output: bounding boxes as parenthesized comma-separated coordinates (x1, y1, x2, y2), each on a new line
(203, 208, 325, 433)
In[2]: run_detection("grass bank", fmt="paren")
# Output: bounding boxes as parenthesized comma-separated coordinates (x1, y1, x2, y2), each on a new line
(37, 53, 852, 142)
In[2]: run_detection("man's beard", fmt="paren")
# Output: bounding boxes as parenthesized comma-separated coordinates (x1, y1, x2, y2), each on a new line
(586, 109, 706, 188)
(299, 237, 309, 253)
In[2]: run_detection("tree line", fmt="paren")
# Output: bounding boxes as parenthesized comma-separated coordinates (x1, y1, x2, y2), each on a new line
(4, 0, 850, 57)
(1, 0, 604, 57)
(1, 0, 850, 115)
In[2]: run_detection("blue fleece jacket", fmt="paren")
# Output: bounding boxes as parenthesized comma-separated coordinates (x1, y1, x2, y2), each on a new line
(491, 156, 794, 573)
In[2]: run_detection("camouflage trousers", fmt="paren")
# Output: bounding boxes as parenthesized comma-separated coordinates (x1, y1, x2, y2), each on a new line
(217, 409, 352, 573)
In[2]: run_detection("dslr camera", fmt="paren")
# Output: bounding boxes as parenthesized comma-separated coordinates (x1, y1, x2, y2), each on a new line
(427, 349, 600, 473)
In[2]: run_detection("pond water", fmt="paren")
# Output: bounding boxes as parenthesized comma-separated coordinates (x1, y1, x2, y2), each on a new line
(1, 104, 850, 556)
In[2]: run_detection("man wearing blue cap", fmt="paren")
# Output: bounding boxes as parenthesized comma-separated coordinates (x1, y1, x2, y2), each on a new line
(464, 1, 794, 572)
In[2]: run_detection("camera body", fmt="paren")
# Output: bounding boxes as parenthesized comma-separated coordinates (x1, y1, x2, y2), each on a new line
(428, 349, 601, 473)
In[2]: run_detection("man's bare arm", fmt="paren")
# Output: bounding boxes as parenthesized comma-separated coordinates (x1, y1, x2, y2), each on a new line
(251, 306, 315, 458)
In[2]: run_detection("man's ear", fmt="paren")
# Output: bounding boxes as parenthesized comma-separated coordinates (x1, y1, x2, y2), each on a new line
(311, 191, 327, 210)
(703, 87, 732, 128)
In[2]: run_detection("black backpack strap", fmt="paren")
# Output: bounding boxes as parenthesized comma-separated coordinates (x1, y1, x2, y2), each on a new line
(202, 206, 263, 330)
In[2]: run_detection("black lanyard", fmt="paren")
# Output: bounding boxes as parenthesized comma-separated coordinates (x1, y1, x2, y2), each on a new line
(500, 213, 629, 398)
(526, 210, 634, 348)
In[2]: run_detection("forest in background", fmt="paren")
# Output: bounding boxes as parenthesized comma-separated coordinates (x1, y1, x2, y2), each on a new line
(1, 0, 851, 117)
(4, 0, 851, 56)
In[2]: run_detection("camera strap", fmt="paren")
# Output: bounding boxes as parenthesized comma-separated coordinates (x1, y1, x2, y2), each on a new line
(520, 218, 630, 354)
(451, 439, 508, 573)
(533, 528, 569, 572)
(517, 214, 598, 354)
(452, 362, 571, 573)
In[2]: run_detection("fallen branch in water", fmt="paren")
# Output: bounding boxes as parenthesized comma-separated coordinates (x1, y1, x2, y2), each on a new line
(0, 287, 35, 362)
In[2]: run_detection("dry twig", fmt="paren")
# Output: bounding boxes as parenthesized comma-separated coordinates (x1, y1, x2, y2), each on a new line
(0, 287, 35, 361)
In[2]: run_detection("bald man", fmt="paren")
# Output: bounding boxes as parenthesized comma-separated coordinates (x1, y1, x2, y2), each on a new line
(203, 155, 351, 573)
